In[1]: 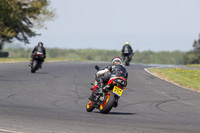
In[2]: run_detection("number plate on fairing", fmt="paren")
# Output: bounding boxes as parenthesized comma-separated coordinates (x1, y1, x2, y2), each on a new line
(113, 86, 123, 96)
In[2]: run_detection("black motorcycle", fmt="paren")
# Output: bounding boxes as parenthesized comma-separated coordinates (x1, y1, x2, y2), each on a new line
(31, 52, 44, 73)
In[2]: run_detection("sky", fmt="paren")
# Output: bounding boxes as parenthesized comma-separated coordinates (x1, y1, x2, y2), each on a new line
(28, 0, 200, 52)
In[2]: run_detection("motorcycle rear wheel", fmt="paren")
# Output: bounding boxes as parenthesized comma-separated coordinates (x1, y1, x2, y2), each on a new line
(124, 56, 129, 66)
(99, 92, 115, 114)
(86, 100, 95, 112)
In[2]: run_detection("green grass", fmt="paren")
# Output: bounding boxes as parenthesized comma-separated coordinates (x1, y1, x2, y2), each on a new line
(148, 68, 200, 91)
(0, 57, 89, 63)
(186, 64, 200, 67)
(0, 58, 29, 62)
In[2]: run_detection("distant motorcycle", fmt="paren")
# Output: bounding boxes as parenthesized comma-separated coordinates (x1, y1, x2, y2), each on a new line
(86, 65, 127, 114)
(31, 52, 44, 73)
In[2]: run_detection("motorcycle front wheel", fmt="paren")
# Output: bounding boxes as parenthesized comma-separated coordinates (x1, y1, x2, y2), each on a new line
(99, 92, 115, 114)
(86, 100, 95, 112)
(31, 60, 38, 73)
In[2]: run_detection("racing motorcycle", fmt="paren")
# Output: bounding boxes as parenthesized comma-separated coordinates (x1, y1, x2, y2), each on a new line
(31, 52, 44, 73)
(86, 65, 127, 114)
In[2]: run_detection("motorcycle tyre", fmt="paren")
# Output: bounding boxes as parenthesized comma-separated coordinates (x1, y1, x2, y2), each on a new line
(31, 60, 38, 73)
(99, 92, 115, 114)
(124, 56, 129, 66)
(86, 100, 95, 112)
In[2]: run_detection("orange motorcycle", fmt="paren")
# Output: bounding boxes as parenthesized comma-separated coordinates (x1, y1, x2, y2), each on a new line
(86, 65, 127, 114)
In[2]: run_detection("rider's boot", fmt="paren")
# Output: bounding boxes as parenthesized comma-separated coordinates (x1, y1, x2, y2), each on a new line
(97, 78, 105, 94)
(89, 88, 99, 101)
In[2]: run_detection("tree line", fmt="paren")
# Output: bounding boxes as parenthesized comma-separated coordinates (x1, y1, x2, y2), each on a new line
(3, 47, 185, 65)
(184, 34, 200, 64)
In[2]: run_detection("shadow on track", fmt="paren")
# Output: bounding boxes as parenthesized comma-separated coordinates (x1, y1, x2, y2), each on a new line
(34, 72, 49, 74)
(108, 112, 136, 115)
(93, 111, 136, 115)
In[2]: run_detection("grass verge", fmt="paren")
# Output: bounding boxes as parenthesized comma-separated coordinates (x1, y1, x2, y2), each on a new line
(186, 64, 200, 67)
(0, 58, 29, 62)
(148, 68, 200, 92)
(0, 58, 88, 63)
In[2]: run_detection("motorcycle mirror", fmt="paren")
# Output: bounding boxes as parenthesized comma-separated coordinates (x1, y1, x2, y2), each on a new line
(95, 65, 100, 71)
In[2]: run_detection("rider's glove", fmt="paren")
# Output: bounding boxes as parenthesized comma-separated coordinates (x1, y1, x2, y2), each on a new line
(96, 69, 109, 77)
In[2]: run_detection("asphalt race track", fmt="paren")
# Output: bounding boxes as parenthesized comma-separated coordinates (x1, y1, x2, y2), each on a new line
(0, 61, 200, 133)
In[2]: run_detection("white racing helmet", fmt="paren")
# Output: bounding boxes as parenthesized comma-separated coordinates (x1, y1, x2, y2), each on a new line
(111, 57, 123, 65)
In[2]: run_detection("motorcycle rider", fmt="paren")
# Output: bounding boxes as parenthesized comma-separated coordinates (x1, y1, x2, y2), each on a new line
(29, 42, 46, 68)
(92, 57, 128, 97)
(121, 41, 133, 63)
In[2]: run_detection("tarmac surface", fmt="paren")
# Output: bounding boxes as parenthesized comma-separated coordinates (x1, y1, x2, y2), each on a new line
(0, 61, 200, 133)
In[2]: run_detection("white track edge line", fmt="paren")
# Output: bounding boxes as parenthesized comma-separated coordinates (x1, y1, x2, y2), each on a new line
(0, 129, 23, 133)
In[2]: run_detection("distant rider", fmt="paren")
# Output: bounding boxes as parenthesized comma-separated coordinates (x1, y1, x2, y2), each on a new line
(121, 41, 133, 63)
(29, 42, 46, 68)
(94, 57, 128, 95)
